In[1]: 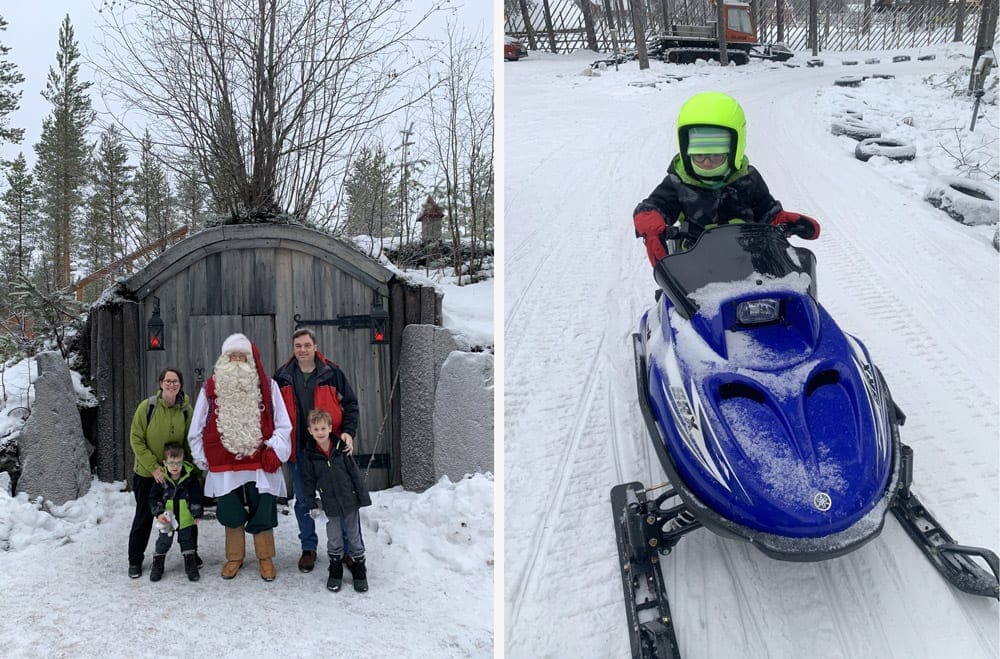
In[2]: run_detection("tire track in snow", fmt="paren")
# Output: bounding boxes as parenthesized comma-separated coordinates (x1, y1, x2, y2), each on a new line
(505, 262, 649, 656)
(508, 335, 604, 640)
(503, 249, 552, 337)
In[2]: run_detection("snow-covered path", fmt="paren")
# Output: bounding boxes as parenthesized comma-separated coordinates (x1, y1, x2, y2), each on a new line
(503, 49, 998, 658)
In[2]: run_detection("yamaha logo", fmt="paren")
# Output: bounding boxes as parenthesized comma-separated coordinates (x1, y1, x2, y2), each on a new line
(813, 492, 832, 511)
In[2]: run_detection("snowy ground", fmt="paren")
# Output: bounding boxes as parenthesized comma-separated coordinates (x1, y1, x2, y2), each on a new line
(0, 474, 492, 657)
(503, 44, 998, 658)
(0, 275, 494, 657)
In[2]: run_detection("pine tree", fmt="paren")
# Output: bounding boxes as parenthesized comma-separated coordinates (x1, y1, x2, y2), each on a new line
(174, 149, 211, 231)
(0, 14, 25, 156)
(133, 130, 175, 255)
(0, 153, 40, 282)
(33, 15, 95, 290)
(0, 152, 40, 341)
(344, 145, 399, 238)
(86, 125, 133, 272)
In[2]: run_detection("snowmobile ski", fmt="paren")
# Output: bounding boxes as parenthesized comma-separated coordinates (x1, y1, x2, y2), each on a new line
(890, 444, 1000, 599)
(611, 481, 683, 659)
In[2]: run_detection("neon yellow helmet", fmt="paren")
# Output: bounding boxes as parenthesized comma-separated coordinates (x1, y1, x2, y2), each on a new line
(677, 92, 747, 177)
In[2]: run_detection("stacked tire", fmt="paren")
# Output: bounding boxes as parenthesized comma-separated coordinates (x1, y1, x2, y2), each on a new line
(923, 176, 999, 226)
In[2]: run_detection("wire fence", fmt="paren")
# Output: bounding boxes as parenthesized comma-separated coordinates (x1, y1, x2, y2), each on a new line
(504, 0, 988, 54)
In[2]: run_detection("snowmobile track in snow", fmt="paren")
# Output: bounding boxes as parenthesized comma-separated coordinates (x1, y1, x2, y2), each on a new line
(507, 330, 608, 635)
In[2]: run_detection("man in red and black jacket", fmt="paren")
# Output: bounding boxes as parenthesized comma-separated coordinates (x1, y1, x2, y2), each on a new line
(273, 328, 360, 574)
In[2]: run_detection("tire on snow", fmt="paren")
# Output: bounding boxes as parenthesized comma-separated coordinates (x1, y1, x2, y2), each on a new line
(834, 76, 865, 87)
(830, 118, 881, 140)
(923, 176, 1000, 226)
(854, 137, 916, 162)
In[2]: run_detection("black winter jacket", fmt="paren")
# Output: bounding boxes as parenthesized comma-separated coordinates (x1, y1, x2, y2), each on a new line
(301, 444, 372, 519)
(149, 462, 204, 529)
(273, 351, 359, 457)
(635, 153, 783, 241)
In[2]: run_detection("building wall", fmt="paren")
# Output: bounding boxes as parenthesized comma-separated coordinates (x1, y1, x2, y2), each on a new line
(87, 223, 441, 491)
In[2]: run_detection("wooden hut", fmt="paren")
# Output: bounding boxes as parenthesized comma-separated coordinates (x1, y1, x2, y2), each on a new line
(86, 223, 441, 490)
(417, 195, 444, 244)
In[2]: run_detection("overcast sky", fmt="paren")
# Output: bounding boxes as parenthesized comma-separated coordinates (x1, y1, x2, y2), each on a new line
(1, 1, 103, 165)
(0, 0, 493, 167)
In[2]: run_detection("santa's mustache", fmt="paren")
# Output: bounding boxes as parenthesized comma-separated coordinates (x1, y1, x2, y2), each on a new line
(215, 357, 256, 377)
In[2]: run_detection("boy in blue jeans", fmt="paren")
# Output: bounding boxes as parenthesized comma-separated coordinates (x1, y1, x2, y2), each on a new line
(302, 409, 372, 592)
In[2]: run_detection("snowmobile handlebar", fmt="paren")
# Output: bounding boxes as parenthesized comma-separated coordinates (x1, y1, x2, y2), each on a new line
(662, 221, 799, 246)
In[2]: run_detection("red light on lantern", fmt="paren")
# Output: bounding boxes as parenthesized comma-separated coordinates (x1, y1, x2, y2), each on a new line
(147, 297, 165, 351)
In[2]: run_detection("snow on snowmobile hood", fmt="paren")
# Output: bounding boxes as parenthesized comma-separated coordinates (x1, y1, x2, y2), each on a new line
(644, 225, 896, 539)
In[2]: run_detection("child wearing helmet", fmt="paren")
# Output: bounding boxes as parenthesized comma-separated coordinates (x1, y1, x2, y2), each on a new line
(633, 91, 820, 267)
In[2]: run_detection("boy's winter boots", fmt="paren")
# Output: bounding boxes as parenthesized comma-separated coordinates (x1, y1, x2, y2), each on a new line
(221, 525, 245, 579)
(327, 555, 343, 592)
(253, 530, 277, 581)
(347, 555, 368, 592)
(183, 552, 200, 582)
(149, 555, 166, 582)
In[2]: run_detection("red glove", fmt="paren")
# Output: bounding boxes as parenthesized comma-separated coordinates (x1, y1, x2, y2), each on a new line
(260, 445, 282, 473)
(634, 209, 668, 266)
(770, 210, 820, 240)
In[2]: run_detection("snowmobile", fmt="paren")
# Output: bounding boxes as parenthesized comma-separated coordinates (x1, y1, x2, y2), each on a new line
(613, 222, 999, 659)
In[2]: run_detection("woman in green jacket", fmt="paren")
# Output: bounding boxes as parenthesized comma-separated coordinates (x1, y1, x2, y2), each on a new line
(127, 368, 195, 578)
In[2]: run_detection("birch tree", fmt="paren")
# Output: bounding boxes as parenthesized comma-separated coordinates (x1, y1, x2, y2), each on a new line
(425, 24, 493, 281)
(98, 0, 442, 223)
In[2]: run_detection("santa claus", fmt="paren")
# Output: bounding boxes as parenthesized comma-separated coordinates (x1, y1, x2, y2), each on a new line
(188, 333, 292, 581)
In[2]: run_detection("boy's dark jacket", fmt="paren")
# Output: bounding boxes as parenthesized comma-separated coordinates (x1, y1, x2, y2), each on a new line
(301, 443, 372, 518)
(635, 153, 782, 240)
(149, 461, 204, 529)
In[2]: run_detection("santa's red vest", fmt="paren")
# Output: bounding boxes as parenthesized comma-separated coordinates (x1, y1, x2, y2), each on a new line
(201, 344, 278, 473)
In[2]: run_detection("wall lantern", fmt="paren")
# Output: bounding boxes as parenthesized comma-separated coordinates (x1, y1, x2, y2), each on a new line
(147, 297, 165, 351)
(370, 299, 389, 345)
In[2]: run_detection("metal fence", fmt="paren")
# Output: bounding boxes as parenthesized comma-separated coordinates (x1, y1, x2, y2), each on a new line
(504, 0, 988, 54)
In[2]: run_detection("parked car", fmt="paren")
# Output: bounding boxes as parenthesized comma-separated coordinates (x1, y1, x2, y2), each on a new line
(504, 35, 528, 61)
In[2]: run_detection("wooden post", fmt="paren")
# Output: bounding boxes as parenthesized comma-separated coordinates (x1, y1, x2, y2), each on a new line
(581, 0, 599, 50)
(716, 0, 729, 66)
(518, 0, 537, 50)
(542, 0, 558, 53)
(777, 0, 785, 43)
(630, 0, 650, 69)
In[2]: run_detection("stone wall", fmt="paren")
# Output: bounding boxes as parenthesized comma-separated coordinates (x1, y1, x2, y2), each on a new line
(16, 352, 93, 505)
(399, 325, 494, 491)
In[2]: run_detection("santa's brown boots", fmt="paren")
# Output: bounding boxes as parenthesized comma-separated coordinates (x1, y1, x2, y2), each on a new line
(254, 530, 277, 581)
(221, 525, 245, 579)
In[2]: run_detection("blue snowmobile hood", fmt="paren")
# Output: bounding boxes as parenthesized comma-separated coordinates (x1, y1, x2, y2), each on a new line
(642, 225, 896, 540)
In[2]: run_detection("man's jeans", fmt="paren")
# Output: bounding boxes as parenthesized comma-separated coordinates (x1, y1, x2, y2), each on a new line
(289, 455, 318, 552)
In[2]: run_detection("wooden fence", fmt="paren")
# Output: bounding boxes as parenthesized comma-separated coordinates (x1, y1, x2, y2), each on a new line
(504, 0, 988, 53)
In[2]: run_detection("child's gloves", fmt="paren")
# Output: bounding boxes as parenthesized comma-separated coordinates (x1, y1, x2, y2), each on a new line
(153, 511, 174, 534)
(634, 209, 669, 266)
(770, 210, 820, 240)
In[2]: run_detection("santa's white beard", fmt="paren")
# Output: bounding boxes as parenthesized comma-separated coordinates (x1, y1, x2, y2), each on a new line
(213, 356, 263, 458)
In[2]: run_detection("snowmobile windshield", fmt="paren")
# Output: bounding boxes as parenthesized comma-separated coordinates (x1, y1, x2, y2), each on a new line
(654, 223, 816, 319)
